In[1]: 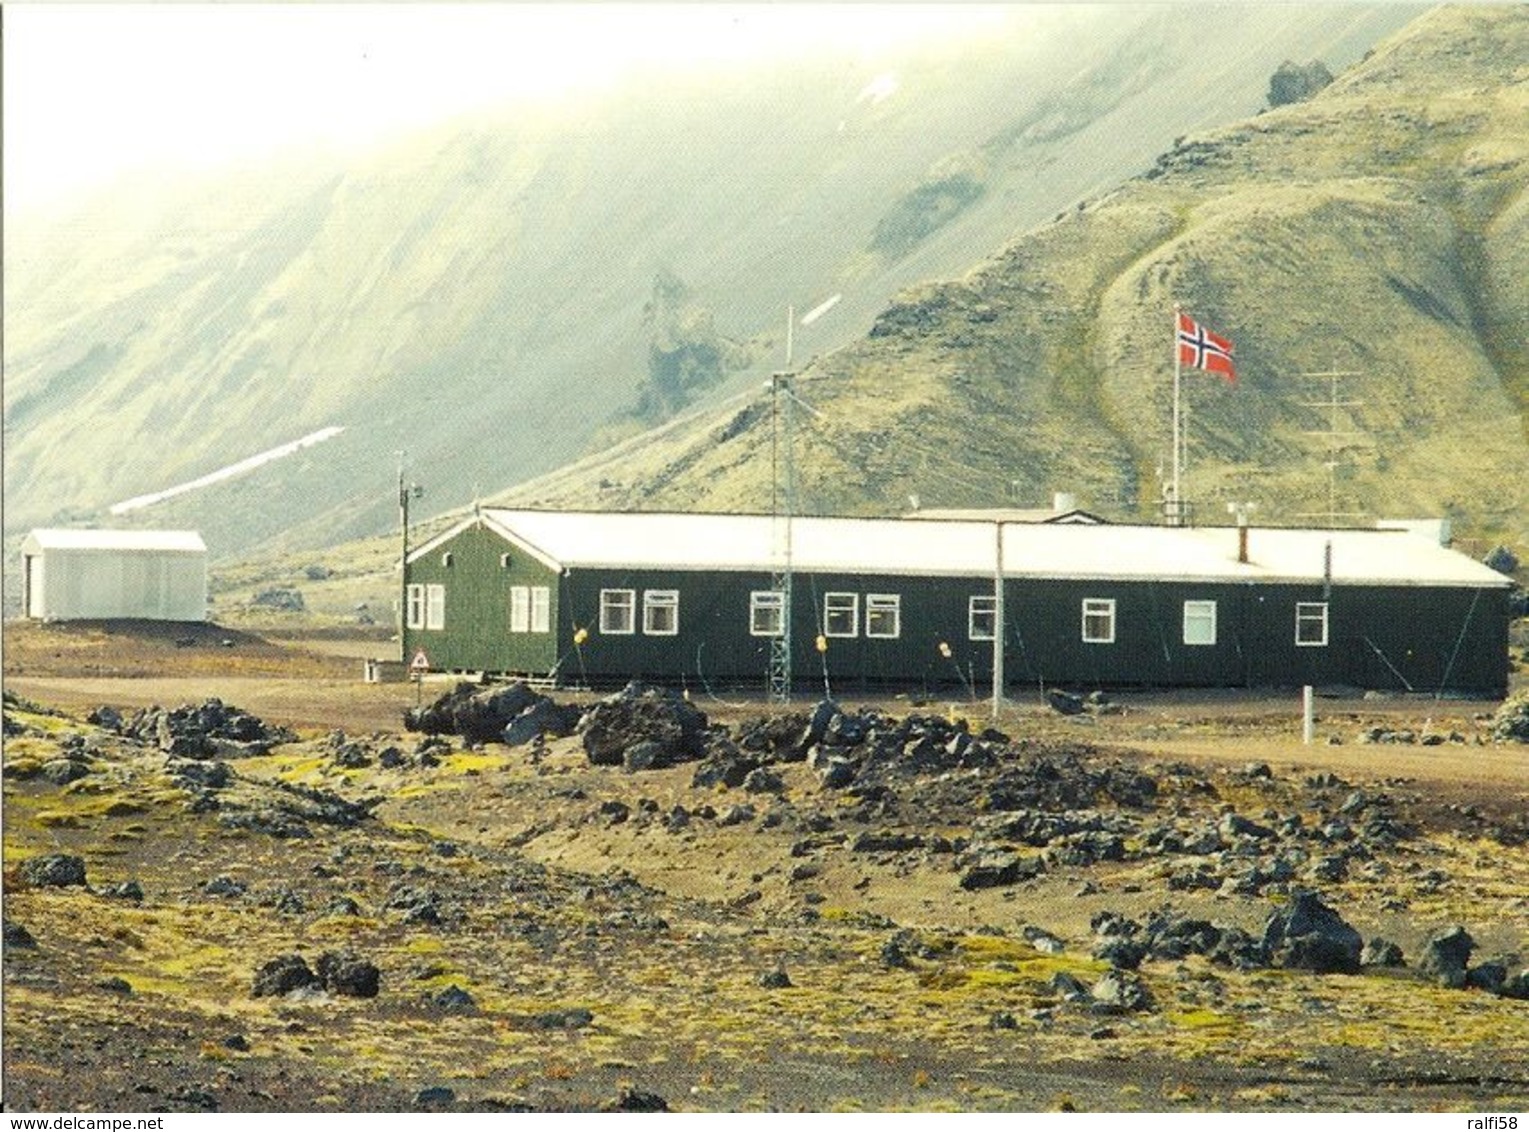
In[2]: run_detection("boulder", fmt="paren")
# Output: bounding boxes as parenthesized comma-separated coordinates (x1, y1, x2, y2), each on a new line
(1046, 690, 1086, 716)
(1418, 926, 1475, 988)
(251, 954, 319, 997)
(1093, 938, 1148, 970)
(605, 1088, 669, 1113)
(20, 854, 87, 889)
(431, 985, 477, 1013)
(1090, 969, 1154, 1014)
(1219, 812, 1274, 840)
(691, 748, 760, 789)
(1261, 890, 1362, 974)
(414, 1086, 456, 1108)
(1050, 972, 1090, 1002)
(742, 767, 786, 795)
(1465, 961, 1508, 995)
(1022, 925, 1066, 955)
(579, 683, 708, 769)
(169, 758, 233, 790)
(1491, 693, 1529, 743)
(39, 759, 90, 786)
(851, 830, 925, 853)
(101, 880, 145, 903)
(715, 803, 756, 828)
(316, 951, 380, 998)
(1361, 937, 1405, 968)
(502, 697, 580, 748)
(4, 920, 38, 949)
(407, 681, 548, 743)
(958, 850, 1043, 891)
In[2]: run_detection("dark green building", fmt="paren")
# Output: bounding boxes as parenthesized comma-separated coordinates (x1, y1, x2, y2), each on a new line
(401, 509, 1511, 697)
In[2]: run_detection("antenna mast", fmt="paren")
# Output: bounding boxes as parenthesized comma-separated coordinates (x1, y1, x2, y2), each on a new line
(1295, 367, 1366, 526)
(768, 307, 797, 703)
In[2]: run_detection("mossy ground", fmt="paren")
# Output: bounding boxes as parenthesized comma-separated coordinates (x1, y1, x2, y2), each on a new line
(3, 675, 1527, 1112)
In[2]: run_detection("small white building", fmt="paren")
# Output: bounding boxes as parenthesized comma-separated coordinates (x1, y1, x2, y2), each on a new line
(19, 529, 207, 622)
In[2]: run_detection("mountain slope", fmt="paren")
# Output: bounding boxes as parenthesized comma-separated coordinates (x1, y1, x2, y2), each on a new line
(496, 5, 1528, 550)
(3, 5, 1419, 558)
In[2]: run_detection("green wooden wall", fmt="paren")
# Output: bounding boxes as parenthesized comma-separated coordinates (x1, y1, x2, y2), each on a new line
(403, 522, 560, 674)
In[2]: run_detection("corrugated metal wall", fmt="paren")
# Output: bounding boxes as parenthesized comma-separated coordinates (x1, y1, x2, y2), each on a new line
(31, 548, 206, 621)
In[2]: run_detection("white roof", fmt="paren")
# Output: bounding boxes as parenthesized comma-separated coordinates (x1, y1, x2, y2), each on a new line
(1000, 523, 1506, 587)
(416, 510, 1507, 589)
(22, 528, 206, 554)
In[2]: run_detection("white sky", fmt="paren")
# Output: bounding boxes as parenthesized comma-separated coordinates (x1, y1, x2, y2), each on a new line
(3, 3, 1017, 215)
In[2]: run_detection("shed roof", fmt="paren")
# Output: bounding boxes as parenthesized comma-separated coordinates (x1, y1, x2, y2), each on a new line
(22, 529, 206, 554)
(415, 510, 1507, 590)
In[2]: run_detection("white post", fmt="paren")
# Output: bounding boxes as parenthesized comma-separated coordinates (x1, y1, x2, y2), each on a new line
(1302, 684, 1315, 745)
(992, 522, 1005, 721)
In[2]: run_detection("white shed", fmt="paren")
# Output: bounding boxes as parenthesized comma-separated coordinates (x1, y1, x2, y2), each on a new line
(19, 529, 208, 622)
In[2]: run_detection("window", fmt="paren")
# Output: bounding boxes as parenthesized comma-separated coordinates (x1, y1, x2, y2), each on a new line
(425, 584, 445, 631)
(969, 595, 997, 641)
(1183, 600, 1217, 646)
(1296, 602, 1329, 647)
(643, 590, 679, 636)
(530, 586, 550, 633)
(865, 594, 901, 639)
(750, 591, 785, 637)
(824, 593, 859, 638)
(1082, 598, 1116, 644)
(600, 589, 636, 635)
(510, 586, 530, 632)
(406, 584, 426, 630)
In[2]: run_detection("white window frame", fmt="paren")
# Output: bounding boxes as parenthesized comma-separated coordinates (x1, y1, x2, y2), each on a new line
(530, 586, 551, 634)
(968, 595, 997, 641)
(1082, 598, 1116, 644)
(750, 590, 785, 637)
(600, 588, 636, 635)
(510, 586, 530, 632)
(425, 584, 446, 631)
(824, 592, 859, 638)
(406, 584, 426, 630)
(643, 589, 680, 636)
(1183, 600, 1217, 646)
(865, 594, 901, 639)
(1296, 602, 1329, 647)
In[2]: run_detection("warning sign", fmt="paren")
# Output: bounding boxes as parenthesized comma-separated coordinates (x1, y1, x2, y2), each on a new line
(409, 649, 430, 676)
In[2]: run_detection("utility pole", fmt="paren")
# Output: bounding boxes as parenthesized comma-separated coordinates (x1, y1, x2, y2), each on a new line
(991, 521, 1005, 721)
(397, 453, 423, 662)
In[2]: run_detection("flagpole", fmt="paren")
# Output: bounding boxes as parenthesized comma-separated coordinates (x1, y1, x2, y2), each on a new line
(1171, 303, 1182, 524)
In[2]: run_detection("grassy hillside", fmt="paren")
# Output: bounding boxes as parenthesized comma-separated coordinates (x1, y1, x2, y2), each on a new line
(3, 6, 1417, 560)
(493, 5, 1528, 553)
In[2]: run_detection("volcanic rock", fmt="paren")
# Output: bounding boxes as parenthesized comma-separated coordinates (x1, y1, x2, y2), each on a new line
(1418, 926, 1475, 988)
(20, 854, 87, 889)
(251, 954, 319, 997)
(1261, 890, 1362, 974)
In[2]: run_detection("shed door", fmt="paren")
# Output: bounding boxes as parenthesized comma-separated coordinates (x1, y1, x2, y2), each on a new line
(25, 555, 44, 618)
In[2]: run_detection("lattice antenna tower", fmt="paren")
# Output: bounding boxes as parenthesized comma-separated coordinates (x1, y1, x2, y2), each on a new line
(768, 307, 797, 703)
(1295, 367, 1367, 527)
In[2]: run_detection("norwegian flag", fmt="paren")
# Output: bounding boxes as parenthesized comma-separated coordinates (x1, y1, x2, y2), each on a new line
(1176, 311, 1236, 383)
